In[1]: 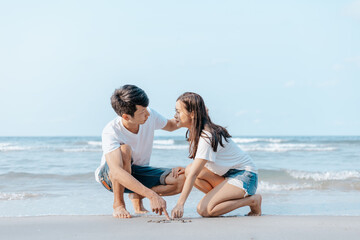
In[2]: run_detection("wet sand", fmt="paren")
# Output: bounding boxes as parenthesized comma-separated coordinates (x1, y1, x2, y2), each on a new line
(1, 215, 359, 240)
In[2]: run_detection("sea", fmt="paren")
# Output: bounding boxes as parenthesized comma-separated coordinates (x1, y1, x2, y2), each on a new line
(1, 136, 360, 217)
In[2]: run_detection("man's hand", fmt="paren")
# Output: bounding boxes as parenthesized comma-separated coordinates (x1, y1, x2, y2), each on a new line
(149, 193, 170, 220)
(171, 167, 185, 178)
(171, 203, 184, 218)
(162, 119, 180, 132)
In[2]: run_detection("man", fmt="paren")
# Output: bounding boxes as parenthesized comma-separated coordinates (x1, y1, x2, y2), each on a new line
(95, 85, 185, 219)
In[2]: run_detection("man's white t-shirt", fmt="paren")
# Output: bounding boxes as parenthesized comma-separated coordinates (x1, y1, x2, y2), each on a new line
(195, 131, 258, 176)
(94, 108, 167, 183)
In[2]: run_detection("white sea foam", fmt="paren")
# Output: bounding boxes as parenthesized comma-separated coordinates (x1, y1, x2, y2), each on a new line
(63, 148, 102, 152)
(257, 181, 313, 192)
(288, 170, 360, 181)
(0, 192, 40, 201)
(232, 138, 283, 143)
(0, 144, 31, 151)
(153, 139, 175, 145)
(153, 145, 188, 150)
(87, 141, 102, 146)
(240, 143, 336, 152)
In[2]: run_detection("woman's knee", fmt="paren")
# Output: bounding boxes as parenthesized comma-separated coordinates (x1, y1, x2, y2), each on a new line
(197, 201, 210, 217)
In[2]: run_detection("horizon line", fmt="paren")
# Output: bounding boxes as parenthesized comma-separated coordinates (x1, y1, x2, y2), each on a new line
(1, 135, 360, 137)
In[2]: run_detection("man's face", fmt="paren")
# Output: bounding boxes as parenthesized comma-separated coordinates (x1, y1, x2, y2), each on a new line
(129, 105, 150, 125)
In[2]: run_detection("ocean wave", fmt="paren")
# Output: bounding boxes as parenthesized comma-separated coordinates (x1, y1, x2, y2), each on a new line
(153, 139, 175, 145)
(0, 144, 31, 152)
(240, 143, 337, 152)
(0, 192, 41, 201)
(233, 138, 283, 143)
(63, 148, 102, 152)
(87, 141, 102, 146)
(0, 143, 11, 147)
(288, 170, 360, 181)
(257, 181, 314, 192)
(0, 172, 95, 181)
(257, 180, 360, 192)
(153, 145, 188, 150)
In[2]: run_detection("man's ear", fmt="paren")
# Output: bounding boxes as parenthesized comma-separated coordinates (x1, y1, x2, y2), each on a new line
(190, 112, 195, 119)
(122, 114, 130, 121)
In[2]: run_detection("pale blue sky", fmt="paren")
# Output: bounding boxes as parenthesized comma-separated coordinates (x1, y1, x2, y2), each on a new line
(1, 0, 359, 136)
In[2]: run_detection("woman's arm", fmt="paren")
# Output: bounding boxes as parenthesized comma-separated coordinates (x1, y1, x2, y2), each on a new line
(171, 157, 207, 218)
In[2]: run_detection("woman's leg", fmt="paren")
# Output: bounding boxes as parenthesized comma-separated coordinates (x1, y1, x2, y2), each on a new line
(197, 180, 262, 217)
(185, 163, 225, 193)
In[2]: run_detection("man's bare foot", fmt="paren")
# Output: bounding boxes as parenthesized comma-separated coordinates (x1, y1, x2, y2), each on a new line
(247, 194, 262, 216)
(113, 206, 131, 218)
(129, 193, 149, 214)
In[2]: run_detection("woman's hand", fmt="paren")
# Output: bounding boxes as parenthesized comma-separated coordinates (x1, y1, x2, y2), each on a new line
(171, 204, 184, 218)
(172, 167, 185, 178)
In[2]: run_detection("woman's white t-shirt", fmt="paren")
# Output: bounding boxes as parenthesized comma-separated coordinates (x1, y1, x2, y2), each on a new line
(194, 131, 257, 176)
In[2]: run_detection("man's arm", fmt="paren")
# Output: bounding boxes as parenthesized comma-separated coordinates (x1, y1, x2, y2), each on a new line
(106, 148, 170, 218)
(162, 119, 179, 132)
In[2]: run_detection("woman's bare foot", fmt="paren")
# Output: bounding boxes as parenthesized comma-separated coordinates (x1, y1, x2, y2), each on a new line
(129, 193, 149, 214)
(113, 206, 131, 218)
(247, 194, 262, 216)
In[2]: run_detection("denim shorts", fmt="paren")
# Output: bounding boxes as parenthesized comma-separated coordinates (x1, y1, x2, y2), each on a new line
(98, 162, 171, 193)
(223, 169, 258, 197)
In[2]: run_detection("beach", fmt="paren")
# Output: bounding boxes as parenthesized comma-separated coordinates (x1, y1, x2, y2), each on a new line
(1, 215, 360, 240)
(1, 136, 360, 239)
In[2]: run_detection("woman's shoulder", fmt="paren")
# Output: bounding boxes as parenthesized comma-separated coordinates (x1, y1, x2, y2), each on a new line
(201, 130, 230, 141)
(200, 130, 212, 140)
(198, 130, 211, 144)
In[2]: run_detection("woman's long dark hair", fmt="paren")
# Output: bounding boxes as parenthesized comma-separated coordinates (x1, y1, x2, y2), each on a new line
(177, 92, 231, 159)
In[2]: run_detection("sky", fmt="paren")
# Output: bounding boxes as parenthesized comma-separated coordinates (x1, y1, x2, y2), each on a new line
(0, 0, 359, 136)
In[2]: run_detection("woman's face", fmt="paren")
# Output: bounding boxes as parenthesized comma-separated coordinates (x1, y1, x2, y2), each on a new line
(174, 100, 193, 129)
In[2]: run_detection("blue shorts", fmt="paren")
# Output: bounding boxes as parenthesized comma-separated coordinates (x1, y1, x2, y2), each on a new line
(223, 169, 258, 196)
(98, 162, 172, 193)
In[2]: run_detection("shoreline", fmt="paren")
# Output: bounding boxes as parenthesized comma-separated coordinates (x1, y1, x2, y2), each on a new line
(1, 215, 359, 240)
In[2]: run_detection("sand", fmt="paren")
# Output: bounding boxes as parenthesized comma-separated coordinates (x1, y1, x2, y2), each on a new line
(1, 215, 359, 240)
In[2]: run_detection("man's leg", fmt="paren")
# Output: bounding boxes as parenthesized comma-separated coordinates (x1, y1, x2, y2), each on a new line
(151, 169, 185, 196)
(128, 192, 149, 214)
(128, 166, 186, 212)
(124, 165, 185, 214)
(108, 145, 132, 218)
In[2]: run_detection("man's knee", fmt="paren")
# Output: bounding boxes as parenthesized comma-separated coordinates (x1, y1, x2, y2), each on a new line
(108, 171, 116, 184)
(120, 144, 132, 155)
(164, 171, 185, 194)
(120, 144, 132, 163)
(175, 174, 185, 193)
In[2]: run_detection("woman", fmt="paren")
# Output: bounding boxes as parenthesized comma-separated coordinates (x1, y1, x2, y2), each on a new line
(171, 92, 262, 218)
